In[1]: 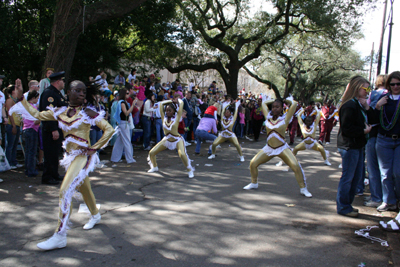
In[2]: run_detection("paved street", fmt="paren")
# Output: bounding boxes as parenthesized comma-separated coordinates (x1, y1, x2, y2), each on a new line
(1, 126, 399, 266)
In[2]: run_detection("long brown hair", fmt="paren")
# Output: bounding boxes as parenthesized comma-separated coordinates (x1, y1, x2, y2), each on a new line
(119, 88, 127, 101)
(340, 76, 369, 107)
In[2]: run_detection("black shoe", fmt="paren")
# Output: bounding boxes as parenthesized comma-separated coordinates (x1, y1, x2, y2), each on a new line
(56, 175, 64, 181)
(289, 142, 294, 145)
(37, 163, 44, 171)
(42, 179, 59, 185)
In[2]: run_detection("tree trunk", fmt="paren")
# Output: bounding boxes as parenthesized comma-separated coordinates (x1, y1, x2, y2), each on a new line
(43, 0, 148, 82)
(223, 69, 239, 99)
(43, 1, 83, 81)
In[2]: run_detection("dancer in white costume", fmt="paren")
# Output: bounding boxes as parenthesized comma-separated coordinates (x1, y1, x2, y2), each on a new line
(147, 99, 194, 178)
(208, 100, 244, 161)
(10, 81, 114, 250)
(276, 107, 331, 166)
(243, 95, 312, 198)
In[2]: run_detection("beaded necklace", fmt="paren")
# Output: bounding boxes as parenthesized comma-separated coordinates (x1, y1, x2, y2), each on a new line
(380, 94, 400, 131)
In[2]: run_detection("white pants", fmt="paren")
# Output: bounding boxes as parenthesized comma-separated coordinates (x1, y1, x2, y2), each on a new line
(111, 121, 134, 163)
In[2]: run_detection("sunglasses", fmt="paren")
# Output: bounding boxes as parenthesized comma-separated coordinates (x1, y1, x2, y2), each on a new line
(361, 86, 371, 93)
(390, 82, 400, 87)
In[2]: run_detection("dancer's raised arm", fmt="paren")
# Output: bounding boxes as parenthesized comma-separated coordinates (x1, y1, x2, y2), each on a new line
(262, 99, 274, 119)
(9, 97, 58, 122)
(284, 96, 298, 124)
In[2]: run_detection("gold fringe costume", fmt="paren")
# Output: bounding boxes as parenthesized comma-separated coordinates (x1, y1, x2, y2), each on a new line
(210, 101, 243, 156)
(147, 99, 194, 173)
(293, 109, 328, 160)
(249, 97, 307, 188)
(9, 98, 114, 235)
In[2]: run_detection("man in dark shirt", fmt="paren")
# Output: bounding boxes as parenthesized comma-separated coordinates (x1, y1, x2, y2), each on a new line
(39, 71, 68, 185)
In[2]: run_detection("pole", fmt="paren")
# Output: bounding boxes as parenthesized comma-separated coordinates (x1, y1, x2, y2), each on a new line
(385, 0, 394, 74)
(369, 42, 374, 82)
(377, 0, 388, 75)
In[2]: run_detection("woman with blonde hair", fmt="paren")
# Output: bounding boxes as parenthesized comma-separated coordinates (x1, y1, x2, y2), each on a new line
(336, 76, 374, 217)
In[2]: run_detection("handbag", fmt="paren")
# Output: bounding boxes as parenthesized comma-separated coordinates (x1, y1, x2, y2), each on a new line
(0, 146, 11, 172)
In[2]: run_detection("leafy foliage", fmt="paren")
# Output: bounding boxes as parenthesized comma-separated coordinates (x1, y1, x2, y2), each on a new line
(0, 0, 55, 86)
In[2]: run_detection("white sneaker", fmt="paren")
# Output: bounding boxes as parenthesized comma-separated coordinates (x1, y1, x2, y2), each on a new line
(276, 161, 283, 167)
(37, 233, 67, 250)
(194, 140, 197, 144)
(10, 165, 17, 169)
(16, 164, 24, 168)
(185, 141, 191, 146)
(83, 213, 101, 230)
(188, 171, 194, 178)
(208, 154, 215, 159)
(338, 164, 342, 168)
(0, 178, 3, 183)
(148, 167, 159, 173)
(144, 146, 152, 151)
(216, 145, 221, 148)
(326, 142, 330, 145)
(239, 156, 245, 162)
(150, 141, 155, 144)
(300, 188, 312, 198)
(243, 183, 258, 190)
(324, 159, 331, 166)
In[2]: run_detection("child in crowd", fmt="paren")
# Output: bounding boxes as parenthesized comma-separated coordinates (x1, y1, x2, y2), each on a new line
(23, 91, 40, 177)
(239, 108, 245, 138)
(179, 110, 188, 137)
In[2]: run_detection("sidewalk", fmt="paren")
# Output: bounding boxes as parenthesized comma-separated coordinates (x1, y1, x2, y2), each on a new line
(0, 125, 399, 266)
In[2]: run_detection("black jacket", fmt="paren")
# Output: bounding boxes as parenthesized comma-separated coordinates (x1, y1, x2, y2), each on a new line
(39, 85, 68, 132)
(337, 98, 375, 150)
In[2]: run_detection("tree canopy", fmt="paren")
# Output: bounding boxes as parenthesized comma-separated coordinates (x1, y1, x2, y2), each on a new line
(149, 0, 375, 97)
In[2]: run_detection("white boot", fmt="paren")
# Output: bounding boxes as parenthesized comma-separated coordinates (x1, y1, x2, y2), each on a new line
(208, 154, 215, 159)
(276, 161, 283, 167)
(148, 167, 159, 173)
(239, 156, 245, 162)
(243, 183, 258, 190)
(300, 187, 312, 198)
(37, 233, 67, 250)
(83, 213, 101, 230)
(188, 171, 194, 178)
(324, 159, 331, 166)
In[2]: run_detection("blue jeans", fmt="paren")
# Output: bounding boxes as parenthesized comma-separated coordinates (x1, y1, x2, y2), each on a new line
(141, 116, 152, 148)
(356, 149, 366, 195)
(193, 118, 200, 139)
(376, 134, 400, 205)
(195, 129, 216, 154)
(90, 129, 103, 153)
(183, 117, 192, 141)
(336, 148, 364, 215)
(6, 124, 20, 166)
(366, 137, 382, 202)
(154, 118, 164, 143)
(239, 124, 245, 138)
(23, 128, 38, 176)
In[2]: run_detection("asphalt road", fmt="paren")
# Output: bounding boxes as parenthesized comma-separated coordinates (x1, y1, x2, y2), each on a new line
(0, 126, 399, 267)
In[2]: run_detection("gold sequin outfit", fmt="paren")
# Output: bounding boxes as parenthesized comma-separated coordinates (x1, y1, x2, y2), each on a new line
(293, 109, 327, 160)
(148, 99, 193, 172)
(249, 99, 306, 188)
(12, 98, 114, 235)
(211, 101, 243, 156)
